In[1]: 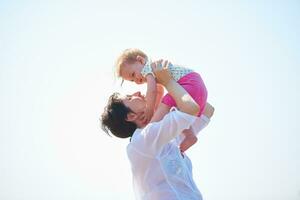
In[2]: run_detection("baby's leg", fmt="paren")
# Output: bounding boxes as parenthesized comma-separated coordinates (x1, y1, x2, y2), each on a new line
(180, 127, 198, 152)
(150, 103, 171, 123)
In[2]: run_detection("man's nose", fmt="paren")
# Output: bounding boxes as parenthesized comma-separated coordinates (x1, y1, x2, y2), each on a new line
(135, 78, 143, 84)
(132, 91, 141, 96)
(134, 77, 140, 83)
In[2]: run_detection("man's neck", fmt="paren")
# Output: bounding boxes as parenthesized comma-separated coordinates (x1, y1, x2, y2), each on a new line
(135, 120, 147, 129)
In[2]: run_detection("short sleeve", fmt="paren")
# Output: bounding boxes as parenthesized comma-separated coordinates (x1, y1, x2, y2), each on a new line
(190, 114, 210, 135)
(131, 108, 197, 157)
(173, 114, 210, 146)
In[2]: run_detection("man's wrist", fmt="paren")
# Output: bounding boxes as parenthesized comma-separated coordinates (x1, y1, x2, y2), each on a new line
(146, 105, 154, 112)
(164, 79, 176, 91)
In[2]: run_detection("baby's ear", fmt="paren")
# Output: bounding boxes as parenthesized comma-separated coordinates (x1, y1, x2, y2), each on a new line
(136, 55, 145, 64)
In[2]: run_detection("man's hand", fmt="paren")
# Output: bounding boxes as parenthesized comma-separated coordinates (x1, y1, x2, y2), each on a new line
(151, 60, 172, 86)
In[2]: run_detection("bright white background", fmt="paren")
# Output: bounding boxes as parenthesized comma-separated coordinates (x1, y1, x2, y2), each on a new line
(1, 1, 299, 199)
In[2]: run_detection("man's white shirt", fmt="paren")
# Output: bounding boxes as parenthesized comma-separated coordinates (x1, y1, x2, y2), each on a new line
(127, 108, 210, 200)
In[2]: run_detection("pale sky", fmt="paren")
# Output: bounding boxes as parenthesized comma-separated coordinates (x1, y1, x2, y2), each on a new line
(1, 1, 300, 200)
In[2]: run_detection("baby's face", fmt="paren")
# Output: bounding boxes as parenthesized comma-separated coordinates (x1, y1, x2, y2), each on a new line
(120, 62, 146, 84)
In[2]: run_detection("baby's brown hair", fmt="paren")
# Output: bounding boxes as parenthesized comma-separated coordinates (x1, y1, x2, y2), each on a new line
(115, 48, 148, 77)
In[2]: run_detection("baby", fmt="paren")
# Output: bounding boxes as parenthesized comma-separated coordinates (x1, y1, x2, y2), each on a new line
(115, 48, 208, 152)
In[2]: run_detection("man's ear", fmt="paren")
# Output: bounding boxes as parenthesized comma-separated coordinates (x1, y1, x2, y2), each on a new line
(126, 112, 137, 122)
(136, 55, 145, 65)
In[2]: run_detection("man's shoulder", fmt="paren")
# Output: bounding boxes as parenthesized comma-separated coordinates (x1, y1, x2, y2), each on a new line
(127, 125, 153, 146)
(132, 123, 156, 140)
(127, 126, 160, 158)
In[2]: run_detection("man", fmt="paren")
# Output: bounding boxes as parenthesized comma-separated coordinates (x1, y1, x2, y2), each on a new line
(101, 61, 214, 199)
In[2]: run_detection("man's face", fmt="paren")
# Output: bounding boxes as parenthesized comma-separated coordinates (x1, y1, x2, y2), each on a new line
(122, 91, 146, 114)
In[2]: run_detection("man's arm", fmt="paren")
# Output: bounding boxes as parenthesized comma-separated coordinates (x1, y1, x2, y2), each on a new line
(133, 61, 201, 156)
(139, 103, 215, 156)
(152, 60, 200, 116)
(138, 109, 198, 156)
(187, 102, 214, 138)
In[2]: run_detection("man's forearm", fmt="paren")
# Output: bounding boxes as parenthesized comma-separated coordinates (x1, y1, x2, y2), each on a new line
(152, 60, 200, 116)
(164, 79, 200, 116)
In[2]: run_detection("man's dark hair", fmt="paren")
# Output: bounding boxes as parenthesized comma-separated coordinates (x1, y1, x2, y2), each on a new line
(100, 92, 137, 138)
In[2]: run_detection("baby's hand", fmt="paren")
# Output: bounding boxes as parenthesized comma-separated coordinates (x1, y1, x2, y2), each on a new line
(143, 107, 154, 124)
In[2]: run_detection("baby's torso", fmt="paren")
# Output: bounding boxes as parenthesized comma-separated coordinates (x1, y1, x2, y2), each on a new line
(167, 64, 194, 81)
(141, 62, 194, 81)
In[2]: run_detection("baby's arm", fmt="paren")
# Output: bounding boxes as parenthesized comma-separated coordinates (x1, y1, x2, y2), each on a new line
(154, 83, 164, 110)
(144, 74, 157, 121)
(150, 103, 170, 123)
(149, 83, 167, 123)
